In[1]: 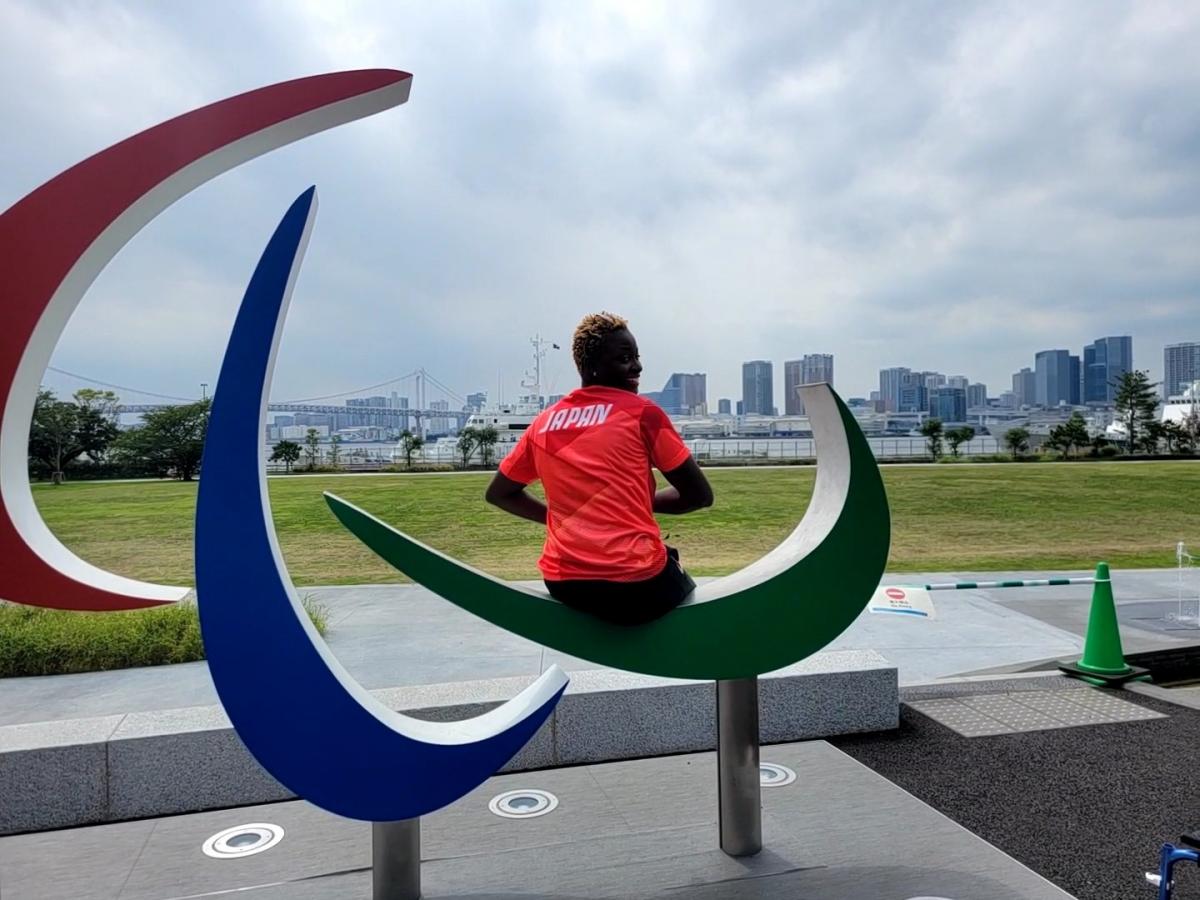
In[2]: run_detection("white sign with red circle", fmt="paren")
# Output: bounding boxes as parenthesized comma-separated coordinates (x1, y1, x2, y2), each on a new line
(868, 585, 936, 618)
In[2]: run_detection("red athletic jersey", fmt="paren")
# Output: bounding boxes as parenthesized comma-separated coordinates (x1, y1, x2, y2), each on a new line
(499, 386, 692, 582)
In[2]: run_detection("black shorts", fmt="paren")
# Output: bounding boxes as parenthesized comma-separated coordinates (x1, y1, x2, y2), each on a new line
(544, 547, 696, 626)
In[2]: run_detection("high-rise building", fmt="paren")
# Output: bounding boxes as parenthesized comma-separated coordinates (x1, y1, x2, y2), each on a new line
(647, 373, 707, 415)
(947, 375, 969, 390)
(784, 354, 834, 414)
(783, 360, 803, 415)
(1164, 342, 1200, 399)
(1069, 354, 1081, 406)
(717, 398, 732, 415)
(928, 386, 967, 423)
(1012, 368, 1035, 407)
(430, 399, 452, 434)
(736, 400, 744, 416)
(465, 392, 487, 412)
(923, 372, 946, 390)
(879, 367, 910, 413)
(967, 383, 987, 409)
(1083, 336, 1132, 405)
(898, 370, 929, 413)
(674, 373, 707, 413)
(1034, 350, 1075, 407)
(742, 360, 773, 415)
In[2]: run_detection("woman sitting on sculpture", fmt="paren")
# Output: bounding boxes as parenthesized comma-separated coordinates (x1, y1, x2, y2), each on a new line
(485, 311, 714, 626)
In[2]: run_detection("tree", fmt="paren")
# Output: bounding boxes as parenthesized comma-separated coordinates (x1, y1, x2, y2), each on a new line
(1139, 420, 1165, 455)
(918, 418, 944, 459)
(398, 429, 424, 470)
(1182, 409, 1200, 453)
(1059, 412, 1090, 458)
(455, 426, 480, 469)
(1175, 412, 1198, 455)
(1113, 370, 1159, 454)
(28, 388, 123, 482)
(269, 439, 301, 473)
(1005, 427, 1030, 459)
(945, 425, 975, 458)
(1043, 428, 1069, 459)
(328, 434, 343, 469)
(113, 399, 211, 480)
(303, 428, 322, 471)
(1159, 420, 1188, 455)
(29, 390, 81, 483)
(1045, 414, 1089, 459)
(72, 389, 121, 464)
(477, 425, 500, 468)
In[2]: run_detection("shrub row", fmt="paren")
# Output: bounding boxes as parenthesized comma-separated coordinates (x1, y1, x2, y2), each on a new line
(0, 597, 328, 678)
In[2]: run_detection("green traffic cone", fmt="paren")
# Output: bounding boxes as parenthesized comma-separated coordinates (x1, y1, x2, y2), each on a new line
(1058, 563, 1148, 685)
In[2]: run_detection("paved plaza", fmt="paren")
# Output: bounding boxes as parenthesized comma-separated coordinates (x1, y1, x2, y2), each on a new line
(1, 567, 1196, 729)
(1, 567, 1198, 899)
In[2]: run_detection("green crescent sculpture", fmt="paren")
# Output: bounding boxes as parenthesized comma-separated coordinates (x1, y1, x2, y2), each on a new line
(325, 383, 890, 680)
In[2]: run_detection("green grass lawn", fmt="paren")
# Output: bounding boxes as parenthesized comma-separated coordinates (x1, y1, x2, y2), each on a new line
(30, 461, 1200, 588)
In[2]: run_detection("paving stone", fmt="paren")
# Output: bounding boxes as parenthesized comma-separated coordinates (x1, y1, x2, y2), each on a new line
(906, 689, 1167, 738)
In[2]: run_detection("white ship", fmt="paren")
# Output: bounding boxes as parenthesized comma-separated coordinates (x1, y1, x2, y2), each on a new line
(461, 396, 542, 443)
(1162, 380, 1200, 426)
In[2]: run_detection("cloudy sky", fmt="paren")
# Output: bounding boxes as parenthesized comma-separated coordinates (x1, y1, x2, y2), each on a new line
(3, 1, 1198, 409)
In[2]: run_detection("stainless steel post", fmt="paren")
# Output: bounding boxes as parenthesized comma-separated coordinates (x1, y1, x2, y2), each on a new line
(372, 818, 421, 900)
(716, 677, 762, 856)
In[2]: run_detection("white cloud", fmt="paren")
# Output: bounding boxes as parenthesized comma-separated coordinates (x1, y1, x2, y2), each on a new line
(3, 0, 1198, 408)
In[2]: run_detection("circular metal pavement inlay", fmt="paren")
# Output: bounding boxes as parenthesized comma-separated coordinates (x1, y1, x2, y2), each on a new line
(202, 823, 285, 859)
(488, 788, 559, 819)
(759, 762, 797, 787)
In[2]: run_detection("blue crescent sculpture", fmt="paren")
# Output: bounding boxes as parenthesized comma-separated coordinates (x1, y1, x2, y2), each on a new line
(195, 188, 567, 821)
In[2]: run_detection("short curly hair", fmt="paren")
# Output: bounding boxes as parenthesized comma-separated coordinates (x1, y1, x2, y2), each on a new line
(571, 311, 629, 376)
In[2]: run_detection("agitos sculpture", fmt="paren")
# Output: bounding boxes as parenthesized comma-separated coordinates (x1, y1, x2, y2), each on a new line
(4, 68, 892, 895)
(0, 70, 413, 611)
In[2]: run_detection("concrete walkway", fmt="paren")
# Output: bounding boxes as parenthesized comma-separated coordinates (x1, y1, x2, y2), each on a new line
(1, 568, 1196, 728)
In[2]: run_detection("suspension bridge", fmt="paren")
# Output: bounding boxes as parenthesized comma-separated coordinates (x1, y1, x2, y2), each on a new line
(42, 366, 476, 433)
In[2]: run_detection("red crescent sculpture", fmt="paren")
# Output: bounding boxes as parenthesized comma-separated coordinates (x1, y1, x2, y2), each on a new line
(0, 70, 412, 610)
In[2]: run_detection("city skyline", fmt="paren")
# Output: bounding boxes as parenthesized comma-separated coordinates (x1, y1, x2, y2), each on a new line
(8, 4, 1199, 410)
(43, 329, 1198, 419)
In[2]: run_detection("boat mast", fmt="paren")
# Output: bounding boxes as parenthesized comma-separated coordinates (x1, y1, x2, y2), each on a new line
(522, 334, 558, 411)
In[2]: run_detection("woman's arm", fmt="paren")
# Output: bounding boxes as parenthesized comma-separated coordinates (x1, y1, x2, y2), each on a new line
(654, 457, 714, 514)
(485, 472, 548, 524)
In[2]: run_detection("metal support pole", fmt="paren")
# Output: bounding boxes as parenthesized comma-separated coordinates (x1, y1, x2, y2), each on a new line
(716, 677, 762, 857)
(372, 818, 421, 900)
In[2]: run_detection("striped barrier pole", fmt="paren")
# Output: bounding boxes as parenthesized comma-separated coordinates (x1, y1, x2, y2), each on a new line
(921, 576, 1098, 591)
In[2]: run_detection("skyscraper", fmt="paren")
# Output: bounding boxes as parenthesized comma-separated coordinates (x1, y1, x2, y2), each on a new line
(1164, 342, 1200, 399)
(967, 383, 987, 409)
(1012, 368, 1035, 407)
(879, 367, 910, 413)
(928, 386, 966, 423)
(646, 373, 707, 414)
(784, 354, 834, 414)
(742, 361, 773, 416)
(947, 375, 969, 390)
(717, 398, 732, 415)
(1035, 350, 1075, 407)
(1083, 336, 1132, 405)
(899, 371, 929, 413)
